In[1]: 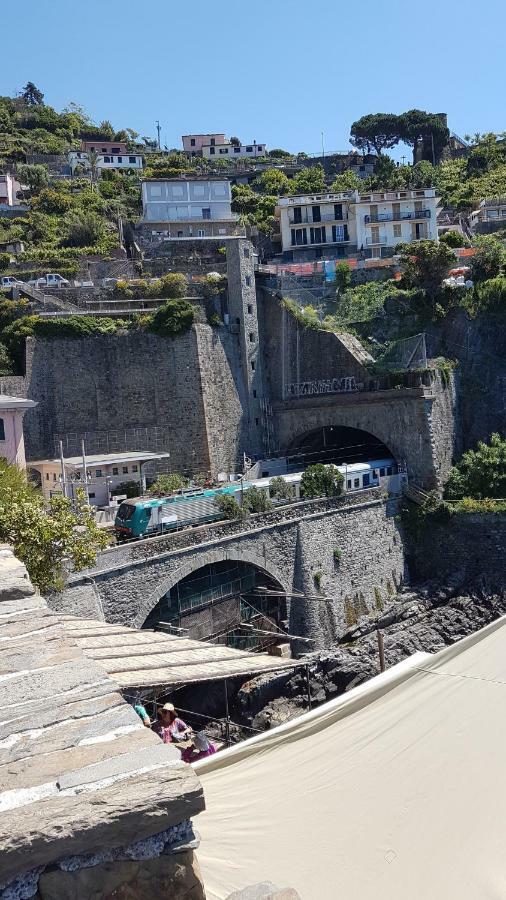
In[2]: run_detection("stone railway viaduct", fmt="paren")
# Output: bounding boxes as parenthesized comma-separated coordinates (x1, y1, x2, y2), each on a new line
(54, 490, 405, 648)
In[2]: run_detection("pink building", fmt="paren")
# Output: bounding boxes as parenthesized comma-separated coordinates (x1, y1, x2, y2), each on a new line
(81, 140, 128, 155)
(0, 394, 37, 469)
(181, 134, 226, 156)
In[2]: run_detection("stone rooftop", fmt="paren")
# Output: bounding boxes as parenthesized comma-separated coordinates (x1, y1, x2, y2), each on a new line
(0, 546, 205, 893)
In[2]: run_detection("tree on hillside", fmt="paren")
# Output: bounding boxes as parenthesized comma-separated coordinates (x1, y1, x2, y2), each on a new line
(444, 433, 506, 500)
(350, 113, 400, 155)
(63, 209, 106, 247)
(268, 149, 293, 159)
(16, 163, 48, 195)
(291, 165, 326, 194)
(300, 464, 344, 499)
(99, 120, 115, 140)
(21, 82, 44, 106)
(0, 461, 107, 592)
(330, 170, 362, 192)
(399, 109, 450, 164)
(230, 136, 240, 146)
(253, 167, 291, 196)
(397, 240, 455, 300)
(470, 235, 505, 282)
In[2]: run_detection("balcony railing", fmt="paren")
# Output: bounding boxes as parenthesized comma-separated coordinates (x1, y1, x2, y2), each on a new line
(364, 209, 431, 224)
(288, 211, 348, 225)
(366, 235, 388, 246)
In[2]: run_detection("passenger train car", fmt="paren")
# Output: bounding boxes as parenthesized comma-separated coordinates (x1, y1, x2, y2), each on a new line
(114, 459, 405, 541)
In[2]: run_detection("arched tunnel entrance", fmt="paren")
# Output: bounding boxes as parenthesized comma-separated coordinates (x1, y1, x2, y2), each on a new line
(286, 425, 394, 469)
(142, 559, 287, 649)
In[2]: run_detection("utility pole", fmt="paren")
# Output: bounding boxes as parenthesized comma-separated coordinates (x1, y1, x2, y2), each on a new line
(59, 440, 67, 499)
(155, 121, 161, 150)
(81, 439, 89, 504)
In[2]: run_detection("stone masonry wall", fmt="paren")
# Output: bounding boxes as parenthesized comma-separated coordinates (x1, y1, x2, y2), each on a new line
(53, 493, 406, 649)
(408, 511, 506, 587)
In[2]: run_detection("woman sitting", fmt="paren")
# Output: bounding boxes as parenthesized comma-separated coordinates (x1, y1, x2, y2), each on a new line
(153, 703, 190, 744)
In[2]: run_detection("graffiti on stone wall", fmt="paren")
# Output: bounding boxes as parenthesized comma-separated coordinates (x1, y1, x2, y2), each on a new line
(285, 377, 361, 399)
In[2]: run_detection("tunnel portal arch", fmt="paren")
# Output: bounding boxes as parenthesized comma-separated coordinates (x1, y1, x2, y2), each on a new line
(285, 425, 396, 468)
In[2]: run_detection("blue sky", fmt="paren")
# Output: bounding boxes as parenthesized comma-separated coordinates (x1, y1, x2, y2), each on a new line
(2, 0, 504, 156)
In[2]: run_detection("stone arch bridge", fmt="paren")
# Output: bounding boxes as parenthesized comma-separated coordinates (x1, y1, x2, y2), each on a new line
(55, 491, 406, 649)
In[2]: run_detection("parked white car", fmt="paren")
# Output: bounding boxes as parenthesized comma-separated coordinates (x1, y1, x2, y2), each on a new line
(28, 273, 70, 289)
(0, 276, 24, 289)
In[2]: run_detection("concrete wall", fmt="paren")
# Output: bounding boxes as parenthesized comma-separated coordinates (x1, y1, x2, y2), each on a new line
(53, 492, 406, 649)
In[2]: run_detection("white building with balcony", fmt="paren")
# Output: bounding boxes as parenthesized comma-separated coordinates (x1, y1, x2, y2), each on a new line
(277, 187, 440, 261)
(140, 177, 243, 238)
(277, 192, 355, 261)
(354, 188, 440, 258)
(68, 150, 143, 175)
(202, 140, 267, 160)
(469, 197, 506, 234)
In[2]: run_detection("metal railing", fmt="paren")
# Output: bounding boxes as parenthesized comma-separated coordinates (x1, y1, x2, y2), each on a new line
(365, 235, 388, 245)
(288, 211, 348, 225)
(364, 209, 431, 224)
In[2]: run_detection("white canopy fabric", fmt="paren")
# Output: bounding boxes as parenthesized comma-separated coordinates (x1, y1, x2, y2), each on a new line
(195, 616, 506, 900)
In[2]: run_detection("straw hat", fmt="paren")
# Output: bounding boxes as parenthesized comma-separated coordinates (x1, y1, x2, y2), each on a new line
(161, 702, 175, 713)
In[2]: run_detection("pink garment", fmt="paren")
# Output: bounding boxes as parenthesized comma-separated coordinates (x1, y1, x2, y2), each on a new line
(181, 743, 217, 764)
(153, 717, 188, 744)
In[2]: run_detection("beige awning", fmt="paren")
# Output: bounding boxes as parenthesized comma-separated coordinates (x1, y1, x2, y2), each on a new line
(60, 616, 301, 688)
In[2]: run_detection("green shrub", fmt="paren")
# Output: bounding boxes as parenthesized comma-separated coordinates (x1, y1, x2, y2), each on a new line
(111, 481, 139, 498)
(207, 312, 222, 327)
(200, 274, 226, 299)
(439, 230, 469, 248)
(242, 486, 272, 514)
(344, 597, 357, 628)
(215, 493, 244, 520)
(300, 464, 344, 499)
(314, 571, 322, 590)
(149, 473, 189, 495)
(148, 299, 194, 337)
(159, 273, 187, 299)
(474, 276, 506, 312)
(333, 548, 342, 564)
(374, 586, 383, 610)
(269, 476, 294, 501)
(0, 253, 10, 272)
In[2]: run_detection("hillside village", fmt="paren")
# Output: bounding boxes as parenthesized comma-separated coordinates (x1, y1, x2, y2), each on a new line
(0, 78, 505, 900)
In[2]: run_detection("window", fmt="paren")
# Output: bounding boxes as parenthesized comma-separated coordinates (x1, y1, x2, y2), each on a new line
(132, 465, 138, 473)
(354, 478, 360, 488)
(251, 360, 255, 371)
(210, 147, 215, 155)
(249, 332, 255, 342)
(291, 228, 307, 246)
(112, 148, 120, 154)
(219, 148, 229, 154)
(246, 146, 253, 152)
(197, 229, 205, 237)
(53, 473, 57, 481)
(112, 467, 119, 476)
(129, 156, 136, 163)
(245, 275, 251, 286)
(95, 469, 103, 478)
(202, 208, 211, 219)
(334, 203, 343, 220)
(117, 156, 122, 163)
(312, 205, 321, 223)
(293, 207, 302, 224)
(234, 146, 241, 153)
(387, 466, 392, 476)
(122, 466, 128, 474)
(247, 304, 253, 314)
(103, 156, 111, 163)
(88, 492, 95, 499)
(393, 224, 402, 238)
(210, 138, 216, 146)
(332, 225, 346, 243)
(90, 146, 95, 152)
(45, 472, 49, 481)
(380, 468, 385, 477)
(101, 148, 108, 153)
(244, 247, 250, 258)
(253, 389, 257, 397)
(177, 231, 183, 237)
(347, 479, 352, 490)
(190, 138, 196, 146)
(0, 417, 4, 441)
(310, 226, 326, 244)
(257, 146, 263, 151)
